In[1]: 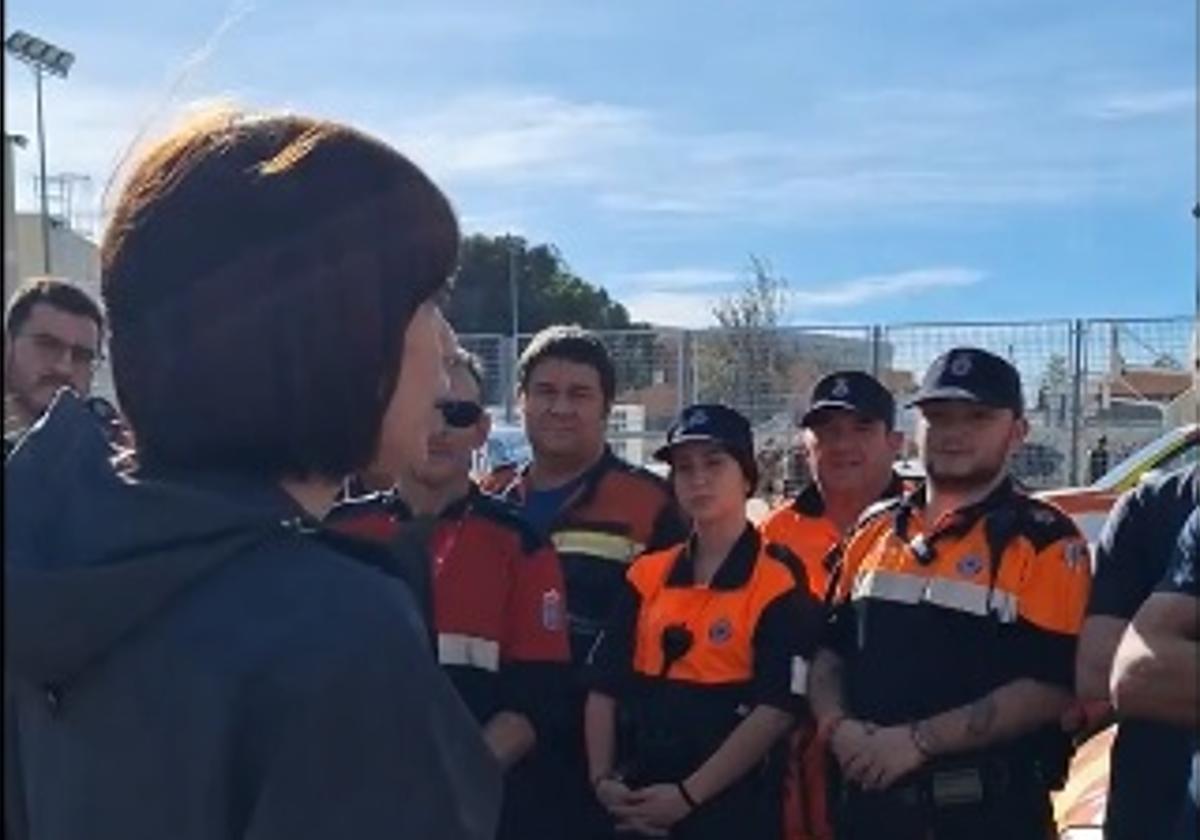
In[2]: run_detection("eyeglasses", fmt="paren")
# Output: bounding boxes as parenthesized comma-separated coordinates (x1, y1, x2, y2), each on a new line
(18, 331, 101, 369)
(439, 400, 484, 429)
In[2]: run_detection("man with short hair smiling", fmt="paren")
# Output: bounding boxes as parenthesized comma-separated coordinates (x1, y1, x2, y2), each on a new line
(762, 370, 904, 839)
(483, 324, 687, 836)
(5, 276, 105, 450)
(809, 347, 1092, 840)
(329, 349, 572, 840)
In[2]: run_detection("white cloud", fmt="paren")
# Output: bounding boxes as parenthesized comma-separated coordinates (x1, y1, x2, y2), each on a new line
(618, 264, 986, 326)
(622, 290, 723, 328)
(386, 93, 649, 185)
(790, 266, 986, 311)
(613, 268, 739, 293)
(1088, 88, 1196, 120)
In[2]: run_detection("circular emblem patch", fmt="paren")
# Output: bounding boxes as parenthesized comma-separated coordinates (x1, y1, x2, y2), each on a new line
(685, 407, 709, 429)
(949, 354, 973, 377)
(831, 377, 851, 398)
(956, 554, 985, 578)
(708, 617, 734, 645)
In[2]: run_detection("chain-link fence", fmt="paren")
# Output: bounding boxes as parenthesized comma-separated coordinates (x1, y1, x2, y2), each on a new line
(461, 316, 1196, 492)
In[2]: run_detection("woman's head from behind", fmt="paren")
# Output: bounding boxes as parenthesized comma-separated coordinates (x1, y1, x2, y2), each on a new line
(102, 110, 459, 482)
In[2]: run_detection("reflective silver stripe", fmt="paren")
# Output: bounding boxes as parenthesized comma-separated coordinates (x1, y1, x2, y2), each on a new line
(552, 530, 643, 563)
(790, 656, 810, 696)
(852, 569, 1019, 623)
(437, 633, 501, 672)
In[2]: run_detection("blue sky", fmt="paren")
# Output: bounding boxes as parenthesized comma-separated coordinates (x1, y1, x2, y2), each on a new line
(5, 0, 1196, 327)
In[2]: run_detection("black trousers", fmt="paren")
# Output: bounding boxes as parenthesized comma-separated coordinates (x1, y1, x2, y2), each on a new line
(835, 787, 1054, 840)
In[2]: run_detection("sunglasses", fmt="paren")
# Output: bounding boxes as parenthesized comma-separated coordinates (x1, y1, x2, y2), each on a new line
(439, 400, 484, 429)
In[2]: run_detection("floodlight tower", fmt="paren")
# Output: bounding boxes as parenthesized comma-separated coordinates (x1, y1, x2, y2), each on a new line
(5, 30, 75, 273)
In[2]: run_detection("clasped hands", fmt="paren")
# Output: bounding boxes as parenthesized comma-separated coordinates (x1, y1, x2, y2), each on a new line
(827, 718, 929, 791)
(595, 777, 692, 837)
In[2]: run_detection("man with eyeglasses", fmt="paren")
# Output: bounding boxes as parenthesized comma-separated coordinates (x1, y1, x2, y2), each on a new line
(329, 348, 572, 840)
(4, 277, 105, 453)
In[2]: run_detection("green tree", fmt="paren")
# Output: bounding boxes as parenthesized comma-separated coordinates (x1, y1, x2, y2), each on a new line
(447, 234, 633, 334)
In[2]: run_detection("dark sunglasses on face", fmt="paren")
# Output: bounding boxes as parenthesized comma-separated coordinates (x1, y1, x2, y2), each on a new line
(439, 400, 484, 429)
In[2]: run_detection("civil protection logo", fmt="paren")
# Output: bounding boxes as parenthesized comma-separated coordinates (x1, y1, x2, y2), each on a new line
(708, 617, 733, 644)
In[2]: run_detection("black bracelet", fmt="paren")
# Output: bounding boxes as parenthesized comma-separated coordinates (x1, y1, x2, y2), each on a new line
(676, 780, 699, 810)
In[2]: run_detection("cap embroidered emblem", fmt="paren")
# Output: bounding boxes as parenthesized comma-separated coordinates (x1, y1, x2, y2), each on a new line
(831, 377, 851, 398)
(949, 354, 973, 377)
(686, 408, 709, 429)
(956, 554, 985, 577)
(708, 617, 733, 644)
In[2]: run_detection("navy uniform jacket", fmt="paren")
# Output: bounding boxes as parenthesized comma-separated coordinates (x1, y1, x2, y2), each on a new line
(3, 394, 500, 840)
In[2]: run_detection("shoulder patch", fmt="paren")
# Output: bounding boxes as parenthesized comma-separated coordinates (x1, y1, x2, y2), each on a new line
(1017, 496, 1083, 551)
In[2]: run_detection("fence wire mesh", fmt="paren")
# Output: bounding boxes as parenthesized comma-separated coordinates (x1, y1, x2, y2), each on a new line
(459, 316, 1195, 493)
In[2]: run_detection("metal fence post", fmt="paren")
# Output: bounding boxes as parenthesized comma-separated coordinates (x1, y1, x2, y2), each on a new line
(870, 325, 883, 376)
(676, 329, 688, 415)
(1069, 319, 1084, 485)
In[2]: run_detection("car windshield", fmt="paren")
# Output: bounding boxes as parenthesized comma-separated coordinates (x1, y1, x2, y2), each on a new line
(1092, 424, 1198, 491)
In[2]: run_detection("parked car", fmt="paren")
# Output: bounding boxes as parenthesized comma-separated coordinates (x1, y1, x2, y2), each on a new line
(1045, 423, 1198, 839)
(1040, 422, 1199, 549)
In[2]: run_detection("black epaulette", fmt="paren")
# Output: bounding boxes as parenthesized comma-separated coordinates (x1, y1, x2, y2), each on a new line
(469, 490, 547, 555)
(764, 541, 810, 591)
(1014, 496, 1084, 552)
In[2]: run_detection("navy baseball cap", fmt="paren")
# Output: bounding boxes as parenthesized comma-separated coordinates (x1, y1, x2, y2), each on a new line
(800, 371, 896, 429)
(909, 347, 1024, 415)
(654, 403, 758, 490)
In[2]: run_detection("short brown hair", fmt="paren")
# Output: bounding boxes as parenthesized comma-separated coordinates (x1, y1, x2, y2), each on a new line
(517, 325, 615, 405)
(102, 111, 459, 479)
(6, 276, 105, 342)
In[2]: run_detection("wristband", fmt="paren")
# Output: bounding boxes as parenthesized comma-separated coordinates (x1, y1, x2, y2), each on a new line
(676, 780, 699, 811)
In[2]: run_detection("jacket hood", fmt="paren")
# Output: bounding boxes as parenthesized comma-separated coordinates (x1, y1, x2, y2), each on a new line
(5, 391, 309, 688)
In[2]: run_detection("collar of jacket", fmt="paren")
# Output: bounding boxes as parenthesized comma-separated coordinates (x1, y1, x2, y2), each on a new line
(665, 524, 760, 590)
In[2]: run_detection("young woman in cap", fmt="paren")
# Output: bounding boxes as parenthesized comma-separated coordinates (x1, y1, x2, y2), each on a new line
(584, 403, 823, 839)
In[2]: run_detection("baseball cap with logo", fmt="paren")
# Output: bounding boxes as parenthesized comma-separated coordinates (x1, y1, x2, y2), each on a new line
(653, 403, 758, 491)
(800, 370, 896, 429)
(909, 347, 1024, 415)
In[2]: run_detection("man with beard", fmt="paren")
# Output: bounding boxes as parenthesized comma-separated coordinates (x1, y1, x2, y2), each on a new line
(5, 277, 105, 454)
(808, 347, 1091, 840)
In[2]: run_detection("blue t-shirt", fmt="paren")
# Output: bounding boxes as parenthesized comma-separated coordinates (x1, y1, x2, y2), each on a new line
(520, 474, 588, 537)
(1157, 508, 1198, 840)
